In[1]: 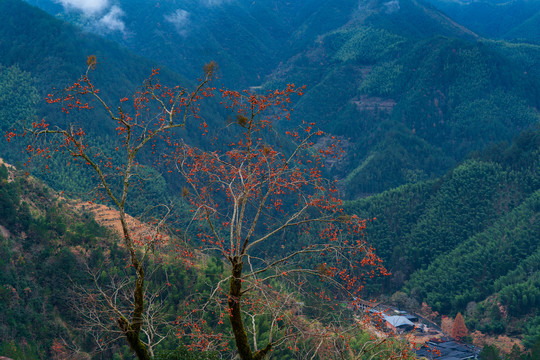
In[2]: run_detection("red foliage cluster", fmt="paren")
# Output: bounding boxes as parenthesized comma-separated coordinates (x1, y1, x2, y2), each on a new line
(170, 83, 391, 358)
(19, 63, 399, 359)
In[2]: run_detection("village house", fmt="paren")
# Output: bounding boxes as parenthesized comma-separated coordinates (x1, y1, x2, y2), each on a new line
(415, 340, 479, 360)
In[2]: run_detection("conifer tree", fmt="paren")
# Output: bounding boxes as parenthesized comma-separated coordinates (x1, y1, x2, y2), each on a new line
(451, 312, 468, 341)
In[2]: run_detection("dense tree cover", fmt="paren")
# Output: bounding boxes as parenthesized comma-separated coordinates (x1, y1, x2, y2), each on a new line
(0, 0, 184, 104)
(23, 0, 363, 88)
(262, 3, 539, 197)
(0, 65, 39, 133)
(11, 0, 540, 198)
(20, 0, 540, 196)
(346, 127, 540, 342)
(0, 145, 403, 359)
(2, 0, 540, 356)
(0, 0, 230, 215)
(478, 337, 540, 360)
(0, 0, 230, 142)
(0, 170, 112, 358)
(0, 168, 242, 359)
(407, 188, 540, 312)
(0, 65, 39, 166)
(426, 0, 540, 43)
(480, 345, 502, 360)
(496, 249, 540, 317)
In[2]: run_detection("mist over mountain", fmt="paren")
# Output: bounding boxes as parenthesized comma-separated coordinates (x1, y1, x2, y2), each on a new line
(23, 0, 362, 87)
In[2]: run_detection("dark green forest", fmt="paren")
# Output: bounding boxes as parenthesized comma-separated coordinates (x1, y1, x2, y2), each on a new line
(0, 164, 229, 358)
(347, 127, 540, 347)
(6, 0, 540, 196)
(18, 0, 540, 195)
(266, 15, 540, 196)
(1, 0, 540, 358)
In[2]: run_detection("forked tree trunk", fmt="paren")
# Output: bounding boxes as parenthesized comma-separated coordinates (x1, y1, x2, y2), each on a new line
(118, 214, 151, 360)
(118, 315, 151, 360)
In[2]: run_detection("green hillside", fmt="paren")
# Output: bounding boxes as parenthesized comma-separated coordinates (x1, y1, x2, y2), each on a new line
(0, 0, 231, 208)
(0, 4, 394, 358)
(2, 0, 540, 357)
(22, 0, 540, 196)
(347, 127, 540, 343)
(22, 0, 361, 88)
(504, 11, 540, 44)
(426, 0, 540, 43)
(0, 0, 188, 103)
(264, 0, 540, 197)
(0, 162, 228, 359)
(0, 167, 406, 359)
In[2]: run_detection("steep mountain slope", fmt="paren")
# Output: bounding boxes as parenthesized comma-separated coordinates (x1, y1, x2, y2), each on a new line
(266, 0, 540, 197)
(426, 0, 540, 43)
(360, 0, 478, 40)
(23, 0, 361, 88)
(346, 127, 540, 345)
(504, 11, 540, 44)
(0, 161, 226, 359)
(0, 0, 231, 206)
(2, 0, 540, 355)
(1, 0, 186, 102)
(22, 0, 540, 197)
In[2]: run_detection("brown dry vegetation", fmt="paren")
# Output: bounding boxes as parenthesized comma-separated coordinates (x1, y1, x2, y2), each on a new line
(471, 331, 523, 354)
(441, 316, 454, 335)
(73, 202, 170, 246)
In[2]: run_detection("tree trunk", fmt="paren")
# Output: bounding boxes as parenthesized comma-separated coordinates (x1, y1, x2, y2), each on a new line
(228, 259, 272, 360)
(119, 212, 150, 360)
(118, 316, 151, 360)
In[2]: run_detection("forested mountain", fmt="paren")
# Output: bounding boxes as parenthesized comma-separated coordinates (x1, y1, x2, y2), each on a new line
(22, 0, 361, 88)
(262, 0, 540, 196)
(347, 127, 540, 346)
(22, 0, 540, 196)
(426, 0, 540, 43)
(0, 163, 227, 358)
(2, 0, 540, 358)
(0, 0, 231, 207)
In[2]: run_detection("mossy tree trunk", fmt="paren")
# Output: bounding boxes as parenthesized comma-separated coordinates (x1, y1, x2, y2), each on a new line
(228, 257, 272, 360)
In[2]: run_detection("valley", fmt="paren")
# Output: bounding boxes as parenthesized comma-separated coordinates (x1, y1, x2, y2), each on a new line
(0, 0, 539, 359)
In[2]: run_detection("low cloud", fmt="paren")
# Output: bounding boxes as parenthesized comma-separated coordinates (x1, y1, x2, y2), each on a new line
(55, 0, 125, 33)
(383, 0, 400, 14)
(165, 9, 190, 36)
(98, 5, 125, 32)
(56, 0, 109, 15)
(201, 0, 234, 7)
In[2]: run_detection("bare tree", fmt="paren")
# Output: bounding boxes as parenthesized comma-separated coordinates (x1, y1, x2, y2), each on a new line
(71, 264, 173, 358)
(22, 58, 217, 359)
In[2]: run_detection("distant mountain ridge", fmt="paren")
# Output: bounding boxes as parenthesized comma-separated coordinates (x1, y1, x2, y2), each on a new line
(0, 0, 233, 203)
(263, 0, 540, 196)
(426, 0, 540, 42)
(22, 0, 362, 87)
(15, 0, 540, 198)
